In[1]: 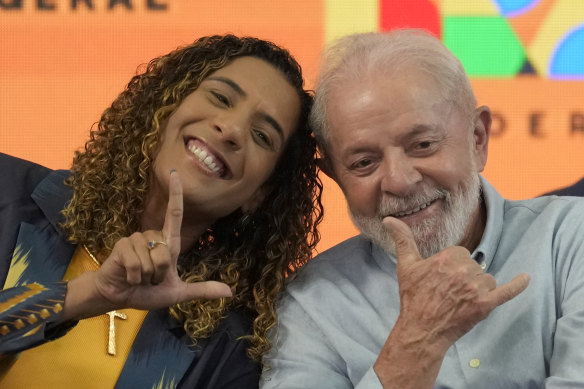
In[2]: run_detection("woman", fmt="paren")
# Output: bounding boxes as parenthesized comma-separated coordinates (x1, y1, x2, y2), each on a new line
(0, 35, 322, 388)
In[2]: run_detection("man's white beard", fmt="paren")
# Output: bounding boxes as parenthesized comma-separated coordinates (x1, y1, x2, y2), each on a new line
(350, 172, 482, 259)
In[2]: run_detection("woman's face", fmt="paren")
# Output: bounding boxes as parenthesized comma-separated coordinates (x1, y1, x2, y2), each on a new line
(151, 56, 301, 226)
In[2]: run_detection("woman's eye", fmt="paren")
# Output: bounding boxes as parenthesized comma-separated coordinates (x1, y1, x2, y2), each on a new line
(254, 130, 273, 147)
(211, 91, 230, 106)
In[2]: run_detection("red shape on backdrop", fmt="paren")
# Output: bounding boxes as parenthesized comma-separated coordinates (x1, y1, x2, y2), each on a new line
(380, 0, 441, 38)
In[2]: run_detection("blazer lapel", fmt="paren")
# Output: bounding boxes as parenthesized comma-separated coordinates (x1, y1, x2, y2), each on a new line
(4, 170, 74, 289)
(4, 223, 73, 288)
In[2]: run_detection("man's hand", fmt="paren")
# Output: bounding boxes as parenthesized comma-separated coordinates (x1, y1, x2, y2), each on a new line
(373, 217, 530, 389)
(63, 170, 232, 321)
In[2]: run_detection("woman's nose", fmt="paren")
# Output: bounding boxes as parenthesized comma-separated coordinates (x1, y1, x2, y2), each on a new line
(213, 112, 248, 150)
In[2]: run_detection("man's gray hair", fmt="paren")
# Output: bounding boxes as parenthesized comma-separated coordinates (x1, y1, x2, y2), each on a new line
(310, 29, 477, 153)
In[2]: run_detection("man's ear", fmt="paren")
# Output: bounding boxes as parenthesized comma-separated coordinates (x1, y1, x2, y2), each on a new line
(241, 186, 268, 214)
(317, 156, 337, 182)
(473, 106, 491, 172)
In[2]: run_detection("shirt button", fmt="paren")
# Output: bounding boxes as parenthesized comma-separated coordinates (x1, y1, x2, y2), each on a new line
(480, 262, 487, 270)
(469, 358, 480, 368)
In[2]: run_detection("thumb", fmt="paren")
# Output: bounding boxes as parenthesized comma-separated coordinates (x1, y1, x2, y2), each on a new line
(180, 281, 233, 302)
(383, 216, 423, 266)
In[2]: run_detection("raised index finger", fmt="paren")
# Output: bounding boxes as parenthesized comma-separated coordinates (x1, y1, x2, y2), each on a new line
(162, 169, 183, 259)
(382, 216, 423, 266)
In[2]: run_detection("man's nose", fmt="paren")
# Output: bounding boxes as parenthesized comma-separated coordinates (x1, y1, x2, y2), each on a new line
(379, 152, 423, 196)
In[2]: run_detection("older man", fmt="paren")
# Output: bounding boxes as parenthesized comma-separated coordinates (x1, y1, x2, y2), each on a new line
(260, 30, 584, 388)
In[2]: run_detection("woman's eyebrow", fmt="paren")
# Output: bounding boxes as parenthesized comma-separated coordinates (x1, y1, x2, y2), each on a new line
(260, 113, 284, 144)
(206, 76, 246, 97)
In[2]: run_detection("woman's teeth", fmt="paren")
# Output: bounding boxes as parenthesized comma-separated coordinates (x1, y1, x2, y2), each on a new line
(188, 145, 220, 173)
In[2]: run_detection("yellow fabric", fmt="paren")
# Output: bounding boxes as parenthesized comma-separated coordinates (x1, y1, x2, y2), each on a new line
(0, 245, 148, 388)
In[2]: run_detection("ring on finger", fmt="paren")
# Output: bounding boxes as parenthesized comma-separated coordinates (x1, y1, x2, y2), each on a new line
(147, 240, 167, 250)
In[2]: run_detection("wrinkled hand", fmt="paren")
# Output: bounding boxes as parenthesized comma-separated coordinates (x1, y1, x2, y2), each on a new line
(385, 216, 530, 349)
(373, 217, 530, 388)
(91, 170, 232, 312)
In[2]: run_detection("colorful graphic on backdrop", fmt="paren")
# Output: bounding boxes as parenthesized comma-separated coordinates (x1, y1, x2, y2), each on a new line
(327, 0, 584, 79)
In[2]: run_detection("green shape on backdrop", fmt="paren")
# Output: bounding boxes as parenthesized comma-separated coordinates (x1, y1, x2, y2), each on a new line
(443, 16, 526, 77)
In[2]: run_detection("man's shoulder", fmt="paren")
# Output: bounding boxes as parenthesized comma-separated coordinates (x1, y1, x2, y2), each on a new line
(310, 234, 372, 266)
(503, 195, 584, 233)
(542, 176, 584, 197)
(289, 234, 375, 286)
(507, 193, 584, 214)
(282, 235, 380, 316)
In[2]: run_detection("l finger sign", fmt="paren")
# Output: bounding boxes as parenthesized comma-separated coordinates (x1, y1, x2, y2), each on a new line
(162, 169, 183, 261)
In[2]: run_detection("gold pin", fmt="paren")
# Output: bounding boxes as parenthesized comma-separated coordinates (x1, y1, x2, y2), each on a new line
(106, 310, 127, 356)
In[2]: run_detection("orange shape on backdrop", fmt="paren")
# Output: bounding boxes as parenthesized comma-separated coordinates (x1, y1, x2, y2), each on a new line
(506, 0, 557, 47)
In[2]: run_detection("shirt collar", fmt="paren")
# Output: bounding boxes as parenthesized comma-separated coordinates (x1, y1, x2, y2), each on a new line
(473, 175, 505, 272)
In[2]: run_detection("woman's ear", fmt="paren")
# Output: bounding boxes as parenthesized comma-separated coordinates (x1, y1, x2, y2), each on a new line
(241, 186, 268, 213)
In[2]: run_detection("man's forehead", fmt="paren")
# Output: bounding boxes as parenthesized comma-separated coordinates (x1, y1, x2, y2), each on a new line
(329, 68, 443, 106)
(327, 78, 453, 128)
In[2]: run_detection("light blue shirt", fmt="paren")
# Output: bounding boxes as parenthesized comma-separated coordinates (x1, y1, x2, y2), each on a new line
(261, 177, 584, 388)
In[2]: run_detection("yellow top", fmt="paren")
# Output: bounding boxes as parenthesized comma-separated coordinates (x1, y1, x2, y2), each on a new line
(0, 245, 148, 388)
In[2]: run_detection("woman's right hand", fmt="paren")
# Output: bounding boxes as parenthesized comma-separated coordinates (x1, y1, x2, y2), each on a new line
(62, 170, 232, 321)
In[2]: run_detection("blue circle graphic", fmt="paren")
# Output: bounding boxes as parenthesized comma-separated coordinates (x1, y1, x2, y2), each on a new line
(550, 24, 584, 79)
(493, 0, 540, 17)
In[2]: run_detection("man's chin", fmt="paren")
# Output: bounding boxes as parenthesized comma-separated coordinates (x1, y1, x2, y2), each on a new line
(349, 211, 397, 256)
(348, 171, 482, 259)
(350, 211, 449, 259)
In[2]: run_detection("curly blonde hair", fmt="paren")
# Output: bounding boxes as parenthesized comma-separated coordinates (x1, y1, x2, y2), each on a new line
(61, 35, 323, 361)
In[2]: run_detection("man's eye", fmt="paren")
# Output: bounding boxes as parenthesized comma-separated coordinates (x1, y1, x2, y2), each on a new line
(417, 141, 432, 149)
(352, 159, 372, 169)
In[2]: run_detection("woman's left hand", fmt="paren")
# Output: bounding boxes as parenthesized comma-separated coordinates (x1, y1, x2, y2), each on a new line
(63, 171, 232, 321)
